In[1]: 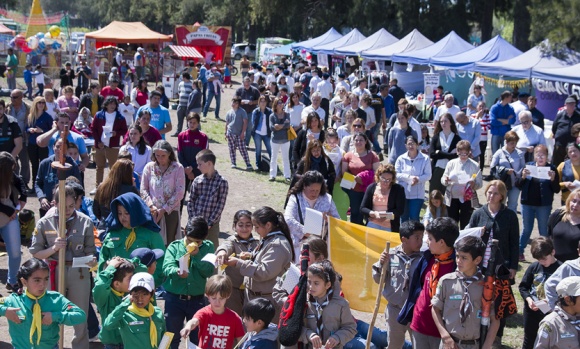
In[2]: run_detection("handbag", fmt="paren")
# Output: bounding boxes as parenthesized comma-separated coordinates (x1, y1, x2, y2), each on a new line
(287, 126, 297, 141)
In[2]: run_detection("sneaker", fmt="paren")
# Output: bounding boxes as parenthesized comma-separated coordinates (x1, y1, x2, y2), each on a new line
(89, 334, 100, 342)
(246, 166, 253, 171)
(215, 116, 222, 120)
(170, 133, 179, 137)
(378, 153, 384, 161)
(201, 117, 208, 123)
(269, 177, 275, 182)
(285, 177, 291, 183)
(519, 254, 526, 262)
(89, 188, 97, 195)
(231, 164, 237, 169)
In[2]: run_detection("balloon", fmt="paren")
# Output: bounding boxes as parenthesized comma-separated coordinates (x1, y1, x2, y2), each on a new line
(38, 39, 46, 50)
(14, 34, 25, 48)
(9, 38, 15, 48)
(22, 45, 32, 54)
(44, 33, 54, 45)
(27, 36, 39, 50)
(52, 41, 62, 50)
(36, 32, 44, 39)
(49, 25, 61, 38)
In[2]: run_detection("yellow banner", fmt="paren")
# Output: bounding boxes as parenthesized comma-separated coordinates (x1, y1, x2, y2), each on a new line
(328, 217, 402, 313)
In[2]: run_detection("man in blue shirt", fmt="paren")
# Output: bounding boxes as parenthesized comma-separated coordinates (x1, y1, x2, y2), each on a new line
(198, 63, 208, 107)
(456, 111, 482, 160)
(489, 90, 516, 154)
(380, 84, 395, 154)
(202, 64, 222, 120)
(136, 90, 172, 139)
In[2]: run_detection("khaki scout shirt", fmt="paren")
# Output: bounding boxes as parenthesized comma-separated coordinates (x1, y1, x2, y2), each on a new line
(535, 307, 580, 349)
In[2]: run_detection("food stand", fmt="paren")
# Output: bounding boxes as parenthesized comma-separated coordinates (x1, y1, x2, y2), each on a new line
(174, 24, 232, 65)
(161, 45, 203, 99)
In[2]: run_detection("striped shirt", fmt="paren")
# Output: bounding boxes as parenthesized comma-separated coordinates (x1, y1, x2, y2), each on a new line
(178, 81, 193, 107)
(478, 112, 491, 141)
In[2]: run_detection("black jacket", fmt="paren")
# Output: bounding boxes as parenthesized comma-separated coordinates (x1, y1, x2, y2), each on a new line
(292, 157, 336, 196)
(79, 93, 104, 114)
(292, 129, 325, 167)
(429, 132, 461, 167)
(360, 182, 406, 232)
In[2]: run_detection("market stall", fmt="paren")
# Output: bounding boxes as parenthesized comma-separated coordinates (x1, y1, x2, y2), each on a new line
(174, 24, 232, 65)
(161, 45, 203, 98)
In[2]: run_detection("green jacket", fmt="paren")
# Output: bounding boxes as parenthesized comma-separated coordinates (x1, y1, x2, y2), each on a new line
(0, 291, 86, 349)
(92, 265, 125, 345)
(103, 298, 166, 349)
(162, 239, 215, 296)
(98, 226, 166, 285)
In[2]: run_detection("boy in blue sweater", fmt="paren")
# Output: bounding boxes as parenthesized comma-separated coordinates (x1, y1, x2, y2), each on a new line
(241, 298, 278, 349)
(23, 63, 33, 100)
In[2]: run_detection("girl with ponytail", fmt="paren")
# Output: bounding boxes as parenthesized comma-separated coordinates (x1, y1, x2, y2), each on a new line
(0, 258, 85, 349)
(226, 206, 293, 323)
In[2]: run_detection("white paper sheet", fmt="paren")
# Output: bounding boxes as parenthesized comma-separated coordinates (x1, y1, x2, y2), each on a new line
(72, 255, 94, 268)
(526, 165, 551, 180)
(159, 332, 174, 349)
(188, 341, 199, 349)
(304, 208, 324, 236)
(573, 180, 580, 189)
(201, 253, 218, 266)
(534, 300, 552, 314)
(456, 172, 471, 185)
(179, 255, 188, 274)
(281, 263, 301, 293)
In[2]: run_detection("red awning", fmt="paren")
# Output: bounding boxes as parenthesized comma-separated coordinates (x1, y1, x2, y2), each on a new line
(168, 45, 203, 59)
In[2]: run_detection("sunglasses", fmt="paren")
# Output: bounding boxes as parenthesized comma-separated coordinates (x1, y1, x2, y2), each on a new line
(353, 124, 363, 128)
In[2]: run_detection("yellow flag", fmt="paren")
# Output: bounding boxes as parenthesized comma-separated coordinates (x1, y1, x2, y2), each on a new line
(328, 217, 401, 313)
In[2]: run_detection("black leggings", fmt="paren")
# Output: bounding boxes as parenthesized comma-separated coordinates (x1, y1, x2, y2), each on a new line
(447, 198, 472, 229)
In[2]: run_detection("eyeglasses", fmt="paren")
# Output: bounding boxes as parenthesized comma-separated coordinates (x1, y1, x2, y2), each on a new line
(379, 178, 393, 183)
(37, 101, 46, 104)
(353, 124, 363, 128)
(458, 152, 470, 156)
(521, 120, 532, 124)
(10, 96, 21, 99)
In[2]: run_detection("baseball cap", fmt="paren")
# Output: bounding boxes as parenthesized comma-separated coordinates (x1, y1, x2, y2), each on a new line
(130, 248, 164, 267)
(137, 47, 144, 52)
(129, 272, 155, 293)
(565, 97, 577, 104)
(556, 276, 580, 297)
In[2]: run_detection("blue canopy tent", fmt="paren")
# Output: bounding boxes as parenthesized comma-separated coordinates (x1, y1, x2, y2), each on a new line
(312, 29, 366, 55)
(291, 28, 343, 51)
(430, 35, 522, 71)
(475, 40, 579, 78)
(533, 63, 580, 85)
(268, 43, 294, 56)
(361, 29, 433, 61)
(333, 28, 398, 56)
(391, 31, 473, 65)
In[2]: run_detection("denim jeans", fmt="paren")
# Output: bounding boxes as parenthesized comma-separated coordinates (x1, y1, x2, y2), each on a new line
(401, 198, 423, 222)
(202, 82, 208, 107)
(519, 204, 551, 254)
(491, 134, 504, 155)
(253, 133, 271, 168)
(507, 187, 521, 212)
(0, 218, 21, 284)
(164, 292, 206, 349)
(371, 124, 382, 153)
(366, 221, 391, 232)
(25, 82, 33, 98)
(202, 90, 221, 119)
(344, 320, 413, 349)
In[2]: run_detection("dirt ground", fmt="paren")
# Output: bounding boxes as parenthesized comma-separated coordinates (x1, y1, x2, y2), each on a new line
(0, 74, 541, 348)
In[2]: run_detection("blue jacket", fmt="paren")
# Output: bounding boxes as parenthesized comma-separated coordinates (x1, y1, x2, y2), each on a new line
(241, 324, 278, 349)
(397, 249, 456, 325)
(519, 162, 560, 206)
(35, 155, 81, 201)
(489, 102, 516, 136)
(23, 69, 32, 83)
(105, 192, 160, 233)
(251, 107, 272, 137)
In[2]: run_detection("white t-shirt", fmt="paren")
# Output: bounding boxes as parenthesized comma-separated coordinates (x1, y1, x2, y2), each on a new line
(434, 104, 461, 121)
(317, 80, 333, 99)
(118, 103, 135, 127)
(102, 111, 117, 147)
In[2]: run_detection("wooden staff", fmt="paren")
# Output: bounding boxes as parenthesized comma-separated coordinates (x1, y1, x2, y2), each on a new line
(365, 241, 390, 349)
(51, 126, 71, 349)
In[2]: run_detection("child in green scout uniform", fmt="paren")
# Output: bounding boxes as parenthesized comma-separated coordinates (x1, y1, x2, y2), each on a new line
(98, 192, 166, 285)
(130, 247, 165, 277)
(432, 236, 499, 349)
(163, 216, 215, 349)
(0, 258, 86, 349)
(103, 272, 166, 349)
(93, 257, 135, 349)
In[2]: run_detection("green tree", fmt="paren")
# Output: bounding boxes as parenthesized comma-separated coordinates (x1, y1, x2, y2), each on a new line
(529, 0, 580, 54)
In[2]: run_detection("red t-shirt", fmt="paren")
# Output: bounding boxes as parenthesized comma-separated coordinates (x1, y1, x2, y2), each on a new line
(410, 257, 456, 338)
(100, 86, 125, 101)
(343, 151, 380, 192)
(195, 306, 245, 349)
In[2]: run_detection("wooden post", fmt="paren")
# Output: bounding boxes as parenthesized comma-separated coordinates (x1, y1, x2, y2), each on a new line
(51, 126, 71, 349)
(365, 241, 390, 349)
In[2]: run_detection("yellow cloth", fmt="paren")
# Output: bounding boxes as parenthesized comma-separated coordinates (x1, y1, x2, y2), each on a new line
(182, 239, 198, 268)
(128, 302, 157, 348)
(328, 217, 401, 313)
(125, 228, 136, 251)
(91, 96, 99, 116)
(111, 288, 124, 297)
(26, 290, 46, 345)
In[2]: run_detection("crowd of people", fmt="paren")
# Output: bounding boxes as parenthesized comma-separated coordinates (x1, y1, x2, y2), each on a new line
(2, 55, 580, 349)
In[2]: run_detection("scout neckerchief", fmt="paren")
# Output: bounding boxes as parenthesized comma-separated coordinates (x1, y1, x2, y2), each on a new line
(26, 290, 46, 345)
(183, 239, 199, 268)
(252, 231, 284, 259)
(128, 301, 158, 348)
(554, 305, 580, 344)
(457, 270, 483, 323)
(429, 249, 454, 298)
(396, 250, 419, 291)
(125, 227, 136, 251)
(111, 288, 124, 297)
(53, 211, 78, 238)
(236, 234, 256, 252)
(309, 289, 334, 338)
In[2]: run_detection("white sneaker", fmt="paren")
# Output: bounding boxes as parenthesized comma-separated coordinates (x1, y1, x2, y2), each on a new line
(89, 334, 99, 342)
(89, 188, 97, 195)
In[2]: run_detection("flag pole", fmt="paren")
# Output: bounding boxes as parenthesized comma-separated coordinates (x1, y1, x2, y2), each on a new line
(365, 241, 390, 349)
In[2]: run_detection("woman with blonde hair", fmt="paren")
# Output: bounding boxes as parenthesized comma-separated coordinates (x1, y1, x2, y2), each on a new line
(547, 188, 580, 262)
(26, 96, 53, 188)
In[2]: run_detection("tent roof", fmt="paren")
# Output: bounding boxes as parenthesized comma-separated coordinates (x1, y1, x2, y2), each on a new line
(312, 29, 367, 55)
(0, 23, 14, 35)
(475, 40, 579, 78)
(163, 45, 203, 59)
(333, 29, 398, 56)
(391, 31, 473, 65)
(86, 21, 172, 43)
(361, 29, 433, 61)
(533, 62, 580, 84)
(430, 35, 522, 70)
(268, 43, 294, 56)
(291, 28, 343, 51)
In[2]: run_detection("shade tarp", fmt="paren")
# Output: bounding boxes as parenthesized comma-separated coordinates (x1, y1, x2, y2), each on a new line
(361, 29, 433, 61)
(334, 29, 398, 56)
(312, 28, 366, 55)
(475, 40, 579, 78)
(291, 27, 342, 51)
(163, 45, 203, 59)
(430, 35, 522, 71)
(391, 31, 473, 65)
(533, 62, 580, 85)
(0, 23, 14, 35)
(268, 43, 294, 56)
(86, 21, 172, 44)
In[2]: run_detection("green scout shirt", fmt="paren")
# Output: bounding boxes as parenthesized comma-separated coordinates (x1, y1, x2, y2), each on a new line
(162, 239, 215, 296)
(92, 265, 125, 345)
(0, 291, 86, 349)
(98, 226, 166, 285)
(103, 298, 166, 349)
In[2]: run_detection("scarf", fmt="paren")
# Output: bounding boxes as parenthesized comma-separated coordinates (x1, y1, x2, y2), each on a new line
(395, 250, 413, 291)
(310, 156, 322, 172)
(429, 249, 454, 298)
(111, 288, 124, 297)
(309, 289, 334, 337)
(128, 302, 157, 348)
(26, 290, 46, 345)
(555, 306, 580, 344)
(183, 239, 198, 269)
(125, 228, 136, 251)
(457, 270, 483, 323)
